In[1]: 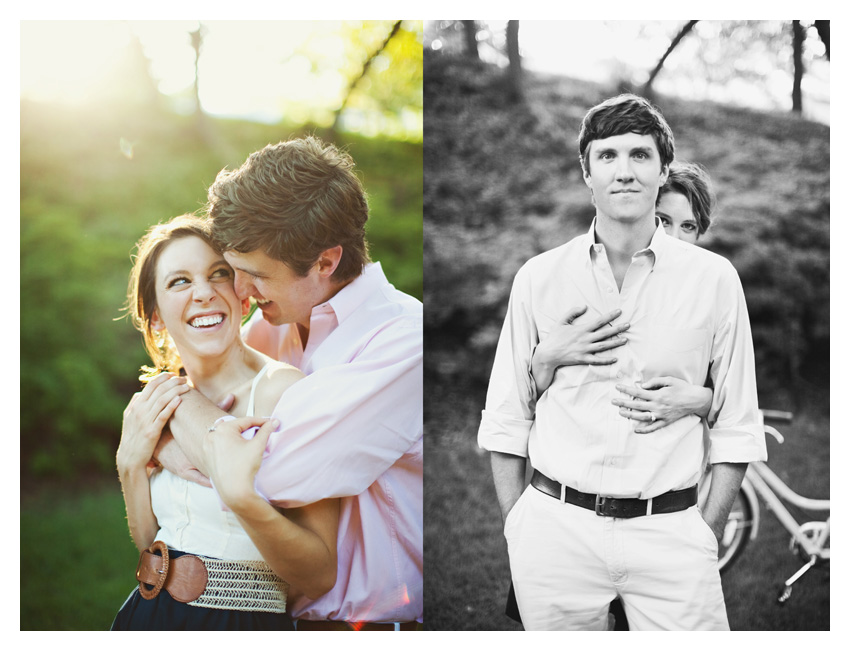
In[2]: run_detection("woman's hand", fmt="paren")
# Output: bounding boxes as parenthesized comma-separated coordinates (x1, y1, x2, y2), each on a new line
(204, 417, 280, 510)
(532, 306, 630, 394)
(611, 376, 713, 434)
(117, 373, 189, 474)
(538, 306, 630, 367)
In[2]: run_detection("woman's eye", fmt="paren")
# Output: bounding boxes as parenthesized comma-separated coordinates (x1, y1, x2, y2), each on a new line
(683, 223, 697, 232)
(168, 277, 189, 288)
(211, 267, 232, 280)
(657, 215, 671, 226)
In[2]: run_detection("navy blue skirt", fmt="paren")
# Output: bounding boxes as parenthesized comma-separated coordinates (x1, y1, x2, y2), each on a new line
(111, 550, 294, 631)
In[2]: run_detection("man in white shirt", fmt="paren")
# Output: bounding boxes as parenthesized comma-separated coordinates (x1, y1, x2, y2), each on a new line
(478, 94, 766, 630)
(134, 137, 422, 629)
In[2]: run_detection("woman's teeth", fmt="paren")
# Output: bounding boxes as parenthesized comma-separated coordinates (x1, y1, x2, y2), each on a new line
(190, 314, 224, 328)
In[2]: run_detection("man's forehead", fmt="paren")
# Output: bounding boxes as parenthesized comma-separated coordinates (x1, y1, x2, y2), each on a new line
(588, 132, 658, 151)
(223, 249, 277, 272)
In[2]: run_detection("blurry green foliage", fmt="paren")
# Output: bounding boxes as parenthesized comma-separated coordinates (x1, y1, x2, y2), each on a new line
(21, 480, 140, 629)
(424, 52, 828, 404)
(20, 100, 422, 479)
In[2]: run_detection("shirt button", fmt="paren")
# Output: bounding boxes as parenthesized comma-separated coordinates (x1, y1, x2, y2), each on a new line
(616, 372, 624, 379)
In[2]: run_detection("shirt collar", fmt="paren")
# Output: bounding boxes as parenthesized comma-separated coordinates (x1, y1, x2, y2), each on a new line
(584, 216, 668, 263)
(312, 262, 386, 325)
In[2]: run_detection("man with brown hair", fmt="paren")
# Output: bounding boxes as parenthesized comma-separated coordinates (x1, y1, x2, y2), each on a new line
(127, 137, 423, 629)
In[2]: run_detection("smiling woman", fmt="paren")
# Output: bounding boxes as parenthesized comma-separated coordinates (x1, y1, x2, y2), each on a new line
(126, 215, 225, 379)
(150, 235, 249, 367)
(114, 212, 342, 630)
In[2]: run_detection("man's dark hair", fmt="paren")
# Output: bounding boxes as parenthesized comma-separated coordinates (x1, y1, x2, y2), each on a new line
(578, 94, 675, 175)
(207, 136, 371, 283)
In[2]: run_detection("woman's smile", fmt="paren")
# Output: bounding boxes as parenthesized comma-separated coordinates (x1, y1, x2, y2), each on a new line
(188, 312, 226, 329)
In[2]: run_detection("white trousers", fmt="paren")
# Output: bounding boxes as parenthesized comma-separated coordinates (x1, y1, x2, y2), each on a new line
(504, 485, 729, 631)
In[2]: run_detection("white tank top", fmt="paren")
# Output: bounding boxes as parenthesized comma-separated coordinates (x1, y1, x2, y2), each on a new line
(149, 363, 271, 560)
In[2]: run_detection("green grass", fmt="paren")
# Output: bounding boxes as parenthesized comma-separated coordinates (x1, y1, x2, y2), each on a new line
(423, 378, 829, 631)
(20, 478, 141, 630)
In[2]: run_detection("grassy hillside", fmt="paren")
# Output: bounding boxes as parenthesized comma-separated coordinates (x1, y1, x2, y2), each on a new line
(424, 52, 829, 403)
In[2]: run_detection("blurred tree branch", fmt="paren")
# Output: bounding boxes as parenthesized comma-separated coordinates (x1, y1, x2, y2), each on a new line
(642, 20, 698, 95)
(332, 20, 402, 135)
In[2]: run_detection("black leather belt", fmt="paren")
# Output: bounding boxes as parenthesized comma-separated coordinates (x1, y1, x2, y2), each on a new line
(530, 469, 698, 518)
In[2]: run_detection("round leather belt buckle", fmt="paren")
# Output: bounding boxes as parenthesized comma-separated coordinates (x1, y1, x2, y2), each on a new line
(137, 540, 170, 600)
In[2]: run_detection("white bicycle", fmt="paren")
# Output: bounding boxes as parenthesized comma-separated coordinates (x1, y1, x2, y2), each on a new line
(698, 410, 830, 603)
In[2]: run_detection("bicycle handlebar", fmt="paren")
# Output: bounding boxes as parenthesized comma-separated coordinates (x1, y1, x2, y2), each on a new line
(761, 409, 793, 423)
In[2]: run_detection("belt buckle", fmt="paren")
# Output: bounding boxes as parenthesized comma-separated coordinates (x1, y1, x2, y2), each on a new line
(595, 495, 621, 517)
(137, 540, 170, 600)
(595, 494, 608, 516)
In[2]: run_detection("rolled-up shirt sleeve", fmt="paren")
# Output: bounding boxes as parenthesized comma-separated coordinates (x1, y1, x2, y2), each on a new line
(478, 266, 538, 457)
(706, 263, 767, 464)
(255, 317, 422, 508)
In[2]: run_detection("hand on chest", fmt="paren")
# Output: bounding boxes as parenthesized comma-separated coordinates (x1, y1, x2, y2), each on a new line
(535, 280, 712, 386)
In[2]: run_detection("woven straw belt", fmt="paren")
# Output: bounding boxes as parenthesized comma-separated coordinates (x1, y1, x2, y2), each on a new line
(136, 542, 289, 613)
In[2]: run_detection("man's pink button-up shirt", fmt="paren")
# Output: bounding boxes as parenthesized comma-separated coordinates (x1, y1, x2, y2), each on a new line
(243, 262, 423, 623)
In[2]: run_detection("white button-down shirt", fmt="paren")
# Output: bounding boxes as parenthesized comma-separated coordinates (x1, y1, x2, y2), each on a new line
(243, 262, 423, 623)
(478, 221, 766, 499)
(152, 467, 267, 561)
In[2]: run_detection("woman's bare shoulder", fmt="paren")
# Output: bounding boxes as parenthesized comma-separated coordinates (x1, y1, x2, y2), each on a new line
(253, 361, 304, 416)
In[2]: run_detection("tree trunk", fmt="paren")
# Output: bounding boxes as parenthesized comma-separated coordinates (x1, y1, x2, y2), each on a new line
(332, 21, 402, 134)
(188, 24, 217, 149)
(506, 20, 522, 102)
(462, 21, 479, 60)
(642, 20, 698, 95)
(190, 26, 204, 119)
(791, 20, 804, 114)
